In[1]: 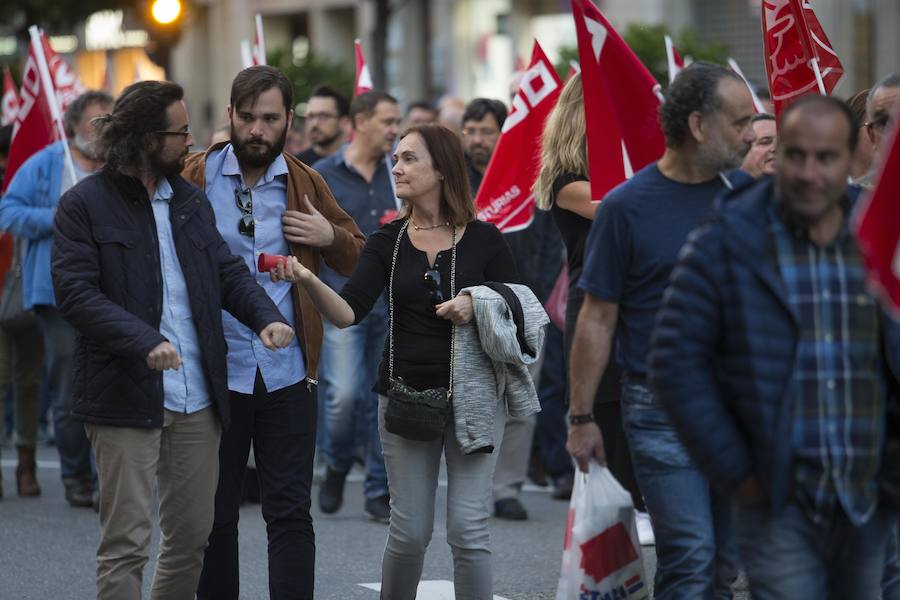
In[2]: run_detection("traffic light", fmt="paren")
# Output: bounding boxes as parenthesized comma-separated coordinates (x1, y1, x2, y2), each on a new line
(145, 0, 185, 74)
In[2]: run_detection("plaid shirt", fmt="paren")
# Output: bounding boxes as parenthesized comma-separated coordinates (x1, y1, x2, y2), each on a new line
(768, 200, 885, 526)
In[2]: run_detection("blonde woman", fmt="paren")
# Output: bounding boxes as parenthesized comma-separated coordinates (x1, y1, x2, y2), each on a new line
(533, 73, 647, 525)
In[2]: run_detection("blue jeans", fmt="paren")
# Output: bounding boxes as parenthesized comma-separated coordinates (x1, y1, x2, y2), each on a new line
(620, 381, 737, 600)
(35, 305, 93, 482)
(319, 305, 388, 499)
(735, 500, 894, 599)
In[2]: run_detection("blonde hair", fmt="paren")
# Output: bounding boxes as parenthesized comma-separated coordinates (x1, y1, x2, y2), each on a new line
(533, 73, 588, 210)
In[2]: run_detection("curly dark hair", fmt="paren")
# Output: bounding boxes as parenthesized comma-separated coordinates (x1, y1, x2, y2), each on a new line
(658, 61, 743, 149)
(93, 80, 184, 170)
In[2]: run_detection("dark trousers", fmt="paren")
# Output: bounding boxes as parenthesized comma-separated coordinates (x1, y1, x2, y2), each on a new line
(197, 373, 317, 600)
(534, 324, 573, 479)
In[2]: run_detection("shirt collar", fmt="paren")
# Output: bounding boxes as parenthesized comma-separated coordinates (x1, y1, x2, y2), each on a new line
(221, 143, 288, 186)
(338, 144, 390, 179)
(769, 192, 852, 246)
(153, 177, 174, 202)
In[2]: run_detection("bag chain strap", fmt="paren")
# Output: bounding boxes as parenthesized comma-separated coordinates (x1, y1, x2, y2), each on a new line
(388, 219, 457, 397)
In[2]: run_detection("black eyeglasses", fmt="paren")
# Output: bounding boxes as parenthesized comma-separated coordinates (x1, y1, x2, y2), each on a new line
(153, 127, 192, 138)
(234, 188, 254, 237)
(424, 269, 443, 306)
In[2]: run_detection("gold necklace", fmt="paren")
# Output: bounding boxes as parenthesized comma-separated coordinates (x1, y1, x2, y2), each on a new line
(411, 217, 449, 231)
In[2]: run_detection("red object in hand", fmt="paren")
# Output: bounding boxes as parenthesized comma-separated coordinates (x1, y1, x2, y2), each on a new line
(379, 209, 399, 226)
(257, 253, 288, 272)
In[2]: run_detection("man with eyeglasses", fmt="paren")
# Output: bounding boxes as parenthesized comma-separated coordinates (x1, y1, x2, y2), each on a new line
(297, 85, 350, 167)
(51, 80, 296, 599)
(311, 89, 400, 523)
(0, 90, 112, 509)
(181, 66, 364, 600)
(855, 71, 900, 190)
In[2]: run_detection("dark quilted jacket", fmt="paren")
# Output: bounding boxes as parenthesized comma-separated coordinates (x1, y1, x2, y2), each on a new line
(649, 176, 900, 513)
(51, 167, 287, 430)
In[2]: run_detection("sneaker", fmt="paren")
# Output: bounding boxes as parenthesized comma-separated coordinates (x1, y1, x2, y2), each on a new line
(635, 511, 655, 546)
(551, 473, 574, 501)
(364, 494, 391, 523)
(494, 498, 528, 521)
(318, 467, 348, 514)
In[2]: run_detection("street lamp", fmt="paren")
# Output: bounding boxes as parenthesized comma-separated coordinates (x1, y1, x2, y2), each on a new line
(151, 0, 182, 25)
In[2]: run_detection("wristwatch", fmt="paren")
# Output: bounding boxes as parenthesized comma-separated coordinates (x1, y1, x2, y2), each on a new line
(568, 413, 594, 426)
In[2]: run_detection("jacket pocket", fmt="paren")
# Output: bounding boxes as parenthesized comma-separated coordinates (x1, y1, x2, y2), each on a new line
(92, 225, 137, 248)
(91, 225, 136, 305)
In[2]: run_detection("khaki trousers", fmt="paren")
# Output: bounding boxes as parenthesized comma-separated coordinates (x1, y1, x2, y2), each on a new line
(86, 407, 221, 600)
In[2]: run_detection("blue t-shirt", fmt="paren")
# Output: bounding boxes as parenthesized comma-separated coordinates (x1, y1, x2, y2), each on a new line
(579, 163, 741, 375)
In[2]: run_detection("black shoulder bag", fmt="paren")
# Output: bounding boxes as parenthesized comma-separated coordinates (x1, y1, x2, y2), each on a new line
(383, 219, 455, 442)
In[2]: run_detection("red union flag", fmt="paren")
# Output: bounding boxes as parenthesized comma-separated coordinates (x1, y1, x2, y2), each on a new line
(40, 32, 84, 113)
(3, 42, 57, 193)
(761, 0, 844, 118)
(855, 125, 900, 316)
(2, 67, 19, 126)
(570, 0, 665, 202)
(354, 39, 373, 97)
(475, 41, 562, 233)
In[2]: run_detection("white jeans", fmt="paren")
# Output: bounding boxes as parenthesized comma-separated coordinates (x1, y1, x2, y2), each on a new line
(378, 395, 505, 600)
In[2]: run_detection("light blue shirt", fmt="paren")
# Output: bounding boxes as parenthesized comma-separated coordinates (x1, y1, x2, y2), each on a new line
(205, 144, 306, 394)
(151, 178, 212, 413)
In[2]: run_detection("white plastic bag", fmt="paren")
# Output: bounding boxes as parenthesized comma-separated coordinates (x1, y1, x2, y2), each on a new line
(555, 462, 648, 600)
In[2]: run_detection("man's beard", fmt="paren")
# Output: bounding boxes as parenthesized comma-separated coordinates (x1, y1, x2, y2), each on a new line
(148, 148, 186, 178)
(231, 124, 287, 168)
(74, 134, 102, 161)
(697, 131, 749, 174)
(312, 129, 340, 149)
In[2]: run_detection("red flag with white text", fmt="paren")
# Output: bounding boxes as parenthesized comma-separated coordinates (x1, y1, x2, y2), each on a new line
(475, 41, 562, 233)
(3, 40, 58, 193)
(855, 125, 900, 316)
(40, 32, 84, 113)
(761, 0, 843, 118)
(570, 0, 665, 202)
(354, 39, 373, 97)
(2, 67, 19, 126)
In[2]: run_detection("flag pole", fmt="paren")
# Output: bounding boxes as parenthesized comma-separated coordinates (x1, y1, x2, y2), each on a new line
(254, 14, 267, 66)
(240, 40, 253, 69)
(664, 35, 678, 84)
(29, 26, 77, 185)
(727, 58, 767, 113)
(810, 58, 827, 95)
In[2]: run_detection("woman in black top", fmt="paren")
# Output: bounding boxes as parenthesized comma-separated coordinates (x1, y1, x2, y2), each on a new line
(276, 124, 516, 599)
(532, 74, 645, 514)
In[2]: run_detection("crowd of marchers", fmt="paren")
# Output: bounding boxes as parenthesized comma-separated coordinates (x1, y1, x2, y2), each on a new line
(0, 62, 898, 600)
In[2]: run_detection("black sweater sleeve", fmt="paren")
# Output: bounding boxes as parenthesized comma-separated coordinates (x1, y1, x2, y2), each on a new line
(338, 224, 394, 325)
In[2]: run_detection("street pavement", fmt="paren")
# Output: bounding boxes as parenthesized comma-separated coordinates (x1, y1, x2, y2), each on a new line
(0, 445, 594, 599)
(0, 445, 756, 599)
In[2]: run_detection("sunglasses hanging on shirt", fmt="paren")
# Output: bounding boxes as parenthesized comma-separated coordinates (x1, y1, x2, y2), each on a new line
(234, 187, 254, 238)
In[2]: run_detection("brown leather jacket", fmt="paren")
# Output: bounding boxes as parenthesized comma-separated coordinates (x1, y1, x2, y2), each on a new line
(182, 142, 365, 382)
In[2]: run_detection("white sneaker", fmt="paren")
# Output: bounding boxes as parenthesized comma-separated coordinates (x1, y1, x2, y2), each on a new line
(635, 511, 655, 546)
